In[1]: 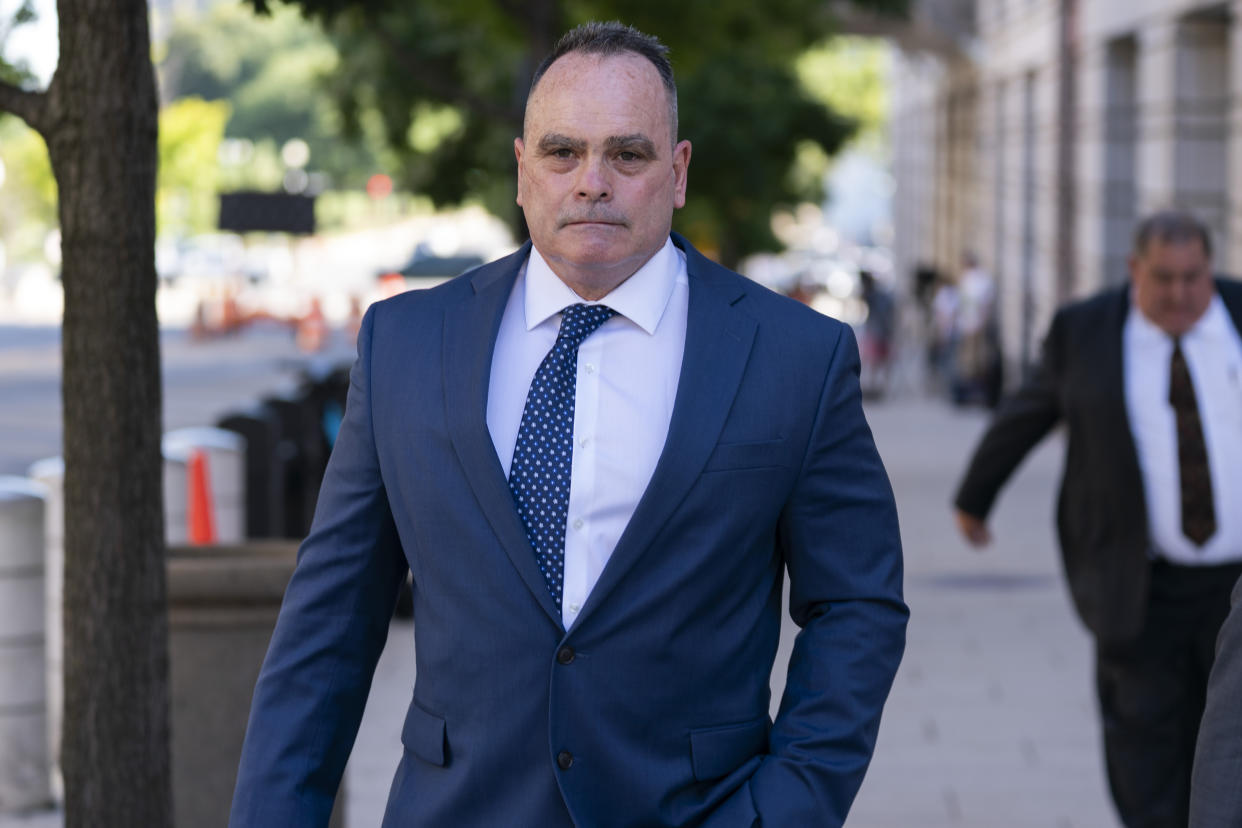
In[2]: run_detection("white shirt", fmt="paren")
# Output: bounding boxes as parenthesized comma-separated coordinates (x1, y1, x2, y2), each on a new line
(487, 238, 689, 627)
(1124, 294, 1242, 564)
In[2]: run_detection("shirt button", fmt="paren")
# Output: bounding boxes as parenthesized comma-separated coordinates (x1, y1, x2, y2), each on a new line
(572, 518, 584, 530)
(567, 602, 581, 614)
(579, 436, 590, 448)
(584, 363, 596, 374)
(557, 751, 574, 770)
(557, 646, 575, 664)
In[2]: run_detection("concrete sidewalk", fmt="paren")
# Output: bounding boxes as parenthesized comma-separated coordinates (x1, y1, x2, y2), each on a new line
(1, 395, 1119, 827)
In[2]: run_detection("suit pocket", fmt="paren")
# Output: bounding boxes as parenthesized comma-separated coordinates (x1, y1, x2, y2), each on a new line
(702, 438, 786, 472)
(689, 716, 769, 781)
(401, 701, 447, 766)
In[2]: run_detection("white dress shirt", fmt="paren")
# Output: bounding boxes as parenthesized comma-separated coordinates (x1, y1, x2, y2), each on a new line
(1125, 294, 1242, 564)
(487, 238, 689, 627)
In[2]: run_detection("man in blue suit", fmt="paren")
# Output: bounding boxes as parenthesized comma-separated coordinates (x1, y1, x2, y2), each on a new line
(230, 21, 906, 827)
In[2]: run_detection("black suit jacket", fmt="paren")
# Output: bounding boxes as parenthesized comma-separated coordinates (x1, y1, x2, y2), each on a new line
(954, 278, 1242, 645)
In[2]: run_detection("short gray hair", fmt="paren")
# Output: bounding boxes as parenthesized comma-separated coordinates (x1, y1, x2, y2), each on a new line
(526, 21, 679, 143)
(1133, 210, 1213, 259)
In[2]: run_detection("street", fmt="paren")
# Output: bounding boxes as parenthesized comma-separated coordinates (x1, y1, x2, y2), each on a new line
(0, 328, 1119, 827)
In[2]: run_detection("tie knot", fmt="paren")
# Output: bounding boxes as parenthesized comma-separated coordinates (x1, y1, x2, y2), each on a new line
(556, 303, 616, 349)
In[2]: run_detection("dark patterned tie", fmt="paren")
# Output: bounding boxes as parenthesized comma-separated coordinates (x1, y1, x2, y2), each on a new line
(1169, 338, 1216, 546)
(509, 303, 616, 609)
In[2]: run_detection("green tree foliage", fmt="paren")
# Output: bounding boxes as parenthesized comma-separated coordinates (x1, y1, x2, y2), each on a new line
(0, 1, 37, 87)
(246, 0, 908, 264)
(158, 97, 231, 236)
(0, 117, 54, 259)
(797, 36, 892, 147)
(158, 3, 388, 189)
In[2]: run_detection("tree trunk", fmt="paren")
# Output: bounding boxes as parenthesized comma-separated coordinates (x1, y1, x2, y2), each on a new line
(44, 0, 171, 824)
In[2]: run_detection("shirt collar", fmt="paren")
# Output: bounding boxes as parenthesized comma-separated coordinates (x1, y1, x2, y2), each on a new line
(1127, 289, 1226, 346)
(523, 237, 683, 335)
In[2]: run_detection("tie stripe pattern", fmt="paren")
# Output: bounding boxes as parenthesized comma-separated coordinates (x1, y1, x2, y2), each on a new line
(1169, 338, 1216, 547)
(509, 303, 616, 608)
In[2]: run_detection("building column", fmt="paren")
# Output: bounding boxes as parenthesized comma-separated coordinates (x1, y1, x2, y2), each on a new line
(1228, 1, 1242, 271)
(1076, 41, 1110, 294)
(1136, 16, 1179, 214)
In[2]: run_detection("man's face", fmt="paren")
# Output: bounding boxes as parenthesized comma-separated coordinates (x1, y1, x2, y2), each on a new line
(1129, 237, 1215, 337)
(515, 51, 691, 299)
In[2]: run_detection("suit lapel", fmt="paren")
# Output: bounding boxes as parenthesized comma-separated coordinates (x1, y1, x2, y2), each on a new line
(442, 243, 564, 627)
(1217, 278, 1242, 334)
(1102, 286, 1147, 499)
(570, 236, 757, 630)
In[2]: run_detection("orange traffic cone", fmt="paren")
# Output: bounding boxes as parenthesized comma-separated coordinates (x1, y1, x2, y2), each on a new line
(187, 448, 217, 545)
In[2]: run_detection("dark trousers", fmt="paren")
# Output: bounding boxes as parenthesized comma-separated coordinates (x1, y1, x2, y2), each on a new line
(1096, 560, 1242, 828)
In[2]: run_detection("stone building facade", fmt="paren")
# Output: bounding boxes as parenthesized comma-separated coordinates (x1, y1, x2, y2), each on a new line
(891, 0, 1240, 376)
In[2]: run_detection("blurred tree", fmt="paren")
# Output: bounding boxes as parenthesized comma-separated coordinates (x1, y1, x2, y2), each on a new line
(1, 97, 231, 257)
(0, 0, 37, 87)
(158, 97, 230, 236)
(0, 118, 56, 259)
(246, 0, 908, 266)
(158, 3, 390, 189)
(0, 2, 171, 826)
(797, 36, 892, 147)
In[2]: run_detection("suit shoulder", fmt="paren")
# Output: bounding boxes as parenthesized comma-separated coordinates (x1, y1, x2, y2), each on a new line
(1215, 275, 1242, 304)
(1053, 285, 1126, 327)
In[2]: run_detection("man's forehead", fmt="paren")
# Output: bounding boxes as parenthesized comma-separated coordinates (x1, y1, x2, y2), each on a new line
(527, 52, 668, 118)
(1141, 238, 1210, 262)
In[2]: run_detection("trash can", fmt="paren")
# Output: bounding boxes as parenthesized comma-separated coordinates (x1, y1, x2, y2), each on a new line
(167, 541, 345, 827)
(262, 391, 327, 538)
(216, 405, 286, 539)
(0, 476, 50, 811)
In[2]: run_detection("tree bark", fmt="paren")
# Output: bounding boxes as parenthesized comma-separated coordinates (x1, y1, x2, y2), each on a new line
(32, 0, 170, 824)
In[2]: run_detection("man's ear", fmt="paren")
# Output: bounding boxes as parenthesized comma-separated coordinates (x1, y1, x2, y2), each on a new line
(515, 137, 526, 207)
(672, 140, 691, 209)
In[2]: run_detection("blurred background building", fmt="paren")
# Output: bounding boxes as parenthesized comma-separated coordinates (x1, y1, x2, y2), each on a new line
(889, 0, 1240, 382)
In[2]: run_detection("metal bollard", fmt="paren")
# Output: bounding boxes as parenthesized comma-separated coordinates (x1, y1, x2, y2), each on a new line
(25, 459, 62, 803)
(0, 476, 50, 811)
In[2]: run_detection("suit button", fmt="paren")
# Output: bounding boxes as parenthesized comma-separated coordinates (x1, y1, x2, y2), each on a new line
(557, 646, 575, 665)
(557, 751, 574, 770)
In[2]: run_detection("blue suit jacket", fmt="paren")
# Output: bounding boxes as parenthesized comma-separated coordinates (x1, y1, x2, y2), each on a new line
(230, 234, 907, 827)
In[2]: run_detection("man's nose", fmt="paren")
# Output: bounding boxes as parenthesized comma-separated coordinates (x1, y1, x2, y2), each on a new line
(575, 156, 611, 200)
(1168, 277, 1190, 304)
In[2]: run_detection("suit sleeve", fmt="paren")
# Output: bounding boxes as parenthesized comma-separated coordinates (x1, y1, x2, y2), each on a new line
(230, 306, 409, 827)
(744, 324, 909, 826)
(1190, 574, 1242, 827)
(953, 309, 1067, 518)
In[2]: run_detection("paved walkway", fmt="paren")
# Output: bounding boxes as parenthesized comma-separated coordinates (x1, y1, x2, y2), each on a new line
(1, 394, 1120, 827)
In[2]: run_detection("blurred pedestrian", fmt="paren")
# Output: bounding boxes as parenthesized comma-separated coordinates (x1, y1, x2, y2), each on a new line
(928, 270, 958, 391)
(952, 210, 1242, 828)
(1189, 573, 1242, 827)
(951, 251, 1000, 406)
(859, 269, 896, 398)
(230, 21, 906, 828)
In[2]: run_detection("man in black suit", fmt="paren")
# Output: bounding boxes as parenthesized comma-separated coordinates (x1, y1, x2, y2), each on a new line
(953, 210, 1242, 828)
(1190, 574, 1242, 827)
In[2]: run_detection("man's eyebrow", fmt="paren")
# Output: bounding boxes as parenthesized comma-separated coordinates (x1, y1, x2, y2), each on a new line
(605, 134, 658, 156)
(536, 133, 587, 153)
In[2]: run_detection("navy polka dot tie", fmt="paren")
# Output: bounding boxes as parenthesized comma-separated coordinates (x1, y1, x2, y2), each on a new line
(509, 303, 616, 609)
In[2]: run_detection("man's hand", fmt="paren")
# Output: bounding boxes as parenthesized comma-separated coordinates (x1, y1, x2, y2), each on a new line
(955, 510, 992, 547)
